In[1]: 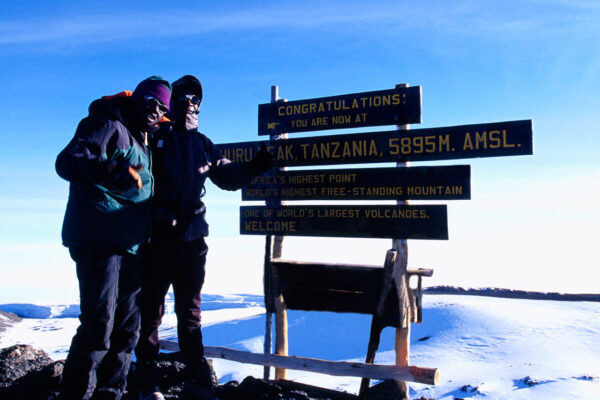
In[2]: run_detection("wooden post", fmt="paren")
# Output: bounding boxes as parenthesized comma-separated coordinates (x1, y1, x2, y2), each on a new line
(268, 85, 289, 380)
(273, 266, 288, 380)
(359, 250, 397, 397)
(393, 83, 412, 399)
(359, 84, 416, 398)
(263, 234, 273, 380)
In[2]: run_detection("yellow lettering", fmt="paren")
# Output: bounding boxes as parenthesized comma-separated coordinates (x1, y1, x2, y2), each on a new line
(343, 142, 351, 157)
(368, 140, 378, 156)
(489, 130, 501, 148)
(320, 143, 330, 159)
(389, 138, 400, 155)
(476, 131, 487, 149)
(331, 142, 340, 158)
(311, 144, 319, 158)
(502, 130, 515, 148)
(352, 140, 363, 156)
(463, 133, 474, 150)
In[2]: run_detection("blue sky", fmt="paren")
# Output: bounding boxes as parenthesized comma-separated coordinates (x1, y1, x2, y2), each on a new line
(1, 1, 599, 300)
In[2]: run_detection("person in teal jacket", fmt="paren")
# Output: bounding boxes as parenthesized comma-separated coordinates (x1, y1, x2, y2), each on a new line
(55, 76, 171, 400)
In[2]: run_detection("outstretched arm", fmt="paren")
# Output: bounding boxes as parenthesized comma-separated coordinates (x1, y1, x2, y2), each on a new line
(209, 143, 274, 191)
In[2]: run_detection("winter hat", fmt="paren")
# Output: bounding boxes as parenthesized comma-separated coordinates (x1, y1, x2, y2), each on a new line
(132, 76, 172, 110)
(171, 75, 203, 106)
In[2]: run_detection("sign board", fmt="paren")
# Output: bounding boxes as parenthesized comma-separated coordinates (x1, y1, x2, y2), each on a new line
(240, 205, 448, 240)
(242, 165, 470, 201)
(217, 119, 533, 167)
(258, 86, 422, 135)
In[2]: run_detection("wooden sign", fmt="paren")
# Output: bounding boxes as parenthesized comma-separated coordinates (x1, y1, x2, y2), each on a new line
(217, 119, 533, 167)
(242, 165, 471, 201)
(240, 205, 448, 240)
(258, 86, 422, 135)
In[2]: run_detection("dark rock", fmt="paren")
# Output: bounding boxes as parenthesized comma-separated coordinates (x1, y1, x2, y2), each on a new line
(0, 344, 53, 387)
(0, 345, 62, 400)
(238, 376, 282, 400)
(181, 380, 217, 400)
(460, 384, 479, 393)
(124, 352, 219, 400)
(365, 379, 408, 400)
(0, 345, 357, 400)
(281, 389, 311, 400)
(520, 376, 539, 387)
(215, 380, 239, 400)
(274, 379, 357, 400)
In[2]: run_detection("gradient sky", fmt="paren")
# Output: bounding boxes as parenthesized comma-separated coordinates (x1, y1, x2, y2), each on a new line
(1, 0, 599, 301)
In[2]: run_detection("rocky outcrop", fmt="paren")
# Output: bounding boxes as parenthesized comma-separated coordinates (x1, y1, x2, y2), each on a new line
(0, 311, 21, 334)
(0, 344, 404, 400)
(0, 345, 63, 399)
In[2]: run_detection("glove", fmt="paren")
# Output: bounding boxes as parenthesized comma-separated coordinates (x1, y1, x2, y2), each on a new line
(246, 145, 274, 176)
(104, 161, 143, 193)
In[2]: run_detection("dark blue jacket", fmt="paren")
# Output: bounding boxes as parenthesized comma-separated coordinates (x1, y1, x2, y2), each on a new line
(151, 123, 251, 242)
(56, 95, 153, 254)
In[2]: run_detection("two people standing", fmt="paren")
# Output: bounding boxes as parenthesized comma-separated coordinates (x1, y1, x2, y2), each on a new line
(56, 75, 273, 400)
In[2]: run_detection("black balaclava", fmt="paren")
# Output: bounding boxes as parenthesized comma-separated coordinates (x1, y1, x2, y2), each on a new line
(170, 75, 203, 131)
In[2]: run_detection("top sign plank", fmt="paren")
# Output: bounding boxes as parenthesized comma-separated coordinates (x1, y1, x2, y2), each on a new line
(258, 86, 422, 135)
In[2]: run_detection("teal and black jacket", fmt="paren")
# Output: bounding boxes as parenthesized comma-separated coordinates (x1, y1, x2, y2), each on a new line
(56, 93, 154, 254)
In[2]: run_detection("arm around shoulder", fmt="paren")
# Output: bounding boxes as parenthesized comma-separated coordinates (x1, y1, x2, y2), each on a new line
(55, 118, 117, 184)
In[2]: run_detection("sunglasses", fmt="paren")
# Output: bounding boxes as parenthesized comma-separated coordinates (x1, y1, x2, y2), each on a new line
(143, 95, 169, 114)
(177, 94, 201, 105)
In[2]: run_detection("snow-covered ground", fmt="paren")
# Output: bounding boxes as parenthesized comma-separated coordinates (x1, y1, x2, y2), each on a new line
(1, 293, 598, 399)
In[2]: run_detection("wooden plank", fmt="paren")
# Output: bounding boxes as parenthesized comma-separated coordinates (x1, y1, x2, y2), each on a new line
(159, 341, 439, 385)
(240, 205, 448, 240)
(258, 86, 422, 135)
(271, 260, 401, 326)
(281, 287, 380, 314)
(273, 260, 384, 292)
(407, 268, 434, 277)
(216, 119, 533, 166)
(242, 165, 471, 201)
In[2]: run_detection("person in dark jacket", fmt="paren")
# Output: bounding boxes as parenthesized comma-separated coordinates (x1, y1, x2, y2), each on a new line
(56, 76, 172, 400)
(134, 75, 273, 399)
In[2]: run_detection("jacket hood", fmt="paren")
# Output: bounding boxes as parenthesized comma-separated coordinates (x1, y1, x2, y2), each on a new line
(87, 91, 169, 131)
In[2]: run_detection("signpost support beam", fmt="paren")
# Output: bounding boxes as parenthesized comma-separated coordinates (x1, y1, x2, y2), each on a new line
(393, 83, 412, 399)
(263, 85, 280, 380)
(266, 85, 290, 381)
(263, 234, 273, 380)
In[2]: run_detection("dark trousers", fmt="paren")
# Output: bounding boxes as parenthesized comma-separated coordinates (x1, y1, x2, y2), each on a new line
(135, 237, 207, 370)
(60, 246, 142, 400)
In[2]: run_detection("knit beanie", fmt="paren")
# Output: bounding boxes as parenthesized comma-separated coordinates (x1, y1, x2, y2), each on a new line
(132, 76, 172, 110)
(171, 75, 203, 106)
